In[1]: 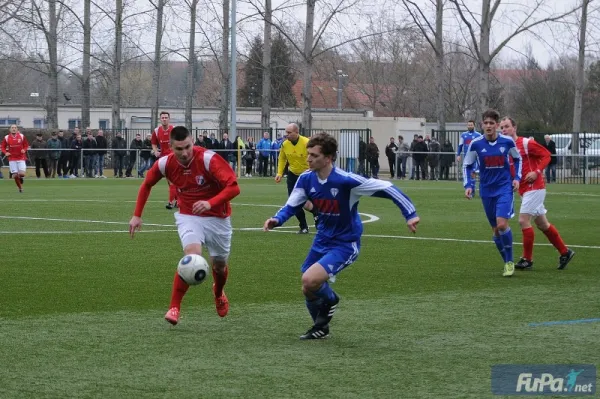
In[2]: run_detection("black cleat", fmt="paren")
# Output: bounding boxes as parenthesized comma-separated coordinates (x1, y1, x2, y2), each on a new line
(297, 228, 309, 234)
(314, 293, 339, 328)
(299, 325, 329, 340)
(165, 202, 174, 210)
(515, 257, 533, 270)
(558, 249, 575, 270)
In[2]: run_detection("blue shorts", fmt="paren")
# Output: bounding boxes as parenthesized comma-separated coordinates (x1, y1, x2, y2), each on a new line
(301, 239, 360, 280)
(481, 192, 514, 228)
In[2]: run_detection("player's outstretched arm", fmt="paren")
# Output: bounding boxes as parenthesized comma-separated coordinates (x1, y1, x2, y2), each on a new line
(129, 216, 142, 238)
(131, 162, 162, 222)
(406, 216, 420, 234)
(263, 218, 279, 231)
(346, 174, 418, 221)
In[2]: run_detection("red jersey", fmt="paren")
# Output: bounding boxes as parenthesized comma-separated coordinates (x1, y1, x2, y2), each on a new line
(134, 146, 240, 218)
(2, 132, 29, 161)
(151, 124, 174, 157)
(511, 137, 551, 196)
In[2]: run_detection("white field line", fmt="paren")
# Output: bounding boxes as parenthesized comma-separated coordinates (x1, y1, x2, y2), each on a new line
(0, 215, 598, 249)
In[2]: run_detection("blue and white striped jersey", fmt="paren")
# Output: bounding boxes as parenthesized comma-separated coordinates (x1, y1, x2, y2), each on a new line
(463, 135, 522, 198)
(273, 167, 417, 242)
(457, 131, 482, 157)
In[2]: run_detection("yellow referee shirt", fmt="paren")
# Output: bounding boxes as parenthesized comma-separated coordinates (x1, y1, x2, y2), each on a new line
(277, 136, 310, 176)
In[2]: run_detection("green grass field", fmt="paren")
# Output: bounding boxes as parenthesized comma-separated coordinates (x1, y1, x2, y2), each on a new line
(0, 176, 598, 398)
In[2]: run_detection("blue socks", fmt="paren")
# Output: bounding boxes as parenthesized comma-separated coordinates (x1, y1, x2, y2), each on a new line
(499, 227, 513, 263)
(305, 298, 323, 322)
(492, 235, 505, 261)
(313, 282, 337, 304)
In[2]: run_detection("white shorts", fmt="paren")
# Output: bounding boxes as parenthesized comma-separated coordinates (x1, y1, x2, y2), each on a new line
(175, 212, 232, 259)
(9, 160, 26, 174)
(520, 189, 547, 216)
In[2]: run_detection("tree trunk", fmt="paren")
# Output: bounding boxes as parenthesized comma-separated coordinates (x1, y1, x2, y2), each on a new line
(81, 0, 91, 129)
(150, 0, 165, 129)
(301, 0, 315, 133)
(218, 0, 230, 130)
(572, 0, 588, 175)
(434, 0, 445, 139)
(477, 0, 492, 120)
(261, 0, 272, 131)
(112, 0, 123, 131)
(46, 0, 59, 129)
(185, 0, 199, 131)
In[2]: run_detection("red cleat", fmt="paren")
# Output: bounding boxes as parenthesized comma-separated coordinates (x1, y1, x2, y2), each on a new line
(164, 307, 180, 325)
(213, 284, 229, 317)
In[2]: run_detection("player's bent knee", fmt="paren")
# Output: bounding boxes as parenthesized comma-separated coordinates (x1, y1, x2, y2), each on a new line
(301, 263, 329, 290)
(534, 217, 550, 231)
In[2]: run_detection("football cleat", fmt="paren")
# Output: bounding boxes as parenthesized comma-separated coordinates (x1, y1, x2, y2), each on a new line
(164, 307, 180, 325)
(300, 325, 330, 340)
(515, 258, 533, 270)
(298, 228, 309, 234)
(213, 284, 229, 317)
(502, 261, 515, 277)
(165, 202, 174, 210)
(558, 249, 575, 270)
(314, 293, 339, 328)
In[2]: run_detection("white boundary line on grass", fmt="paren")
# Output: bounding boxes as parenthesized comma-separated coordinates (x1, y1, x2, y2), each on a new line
(0, 215, 599, 250)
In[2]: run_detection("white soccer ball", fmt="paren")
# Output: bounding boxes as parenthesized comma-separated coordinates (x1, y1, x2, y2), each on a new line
(177, 254, 210, 285)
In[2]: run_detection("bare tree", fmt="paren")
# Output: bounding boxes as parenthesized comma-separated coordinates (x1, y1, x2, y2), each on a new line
(449, 0, 581, 119)
(261, 0, 271, 130)
(150, 0, 166, 129)
(0, 0, 26, 25)
(402, 0, 445, 134)
(112, 0, 123, 130)
(572, 0, 590, 163)
(82, 0, 91, 129)
(185, 0, 200, 130)
(218, 0, 230, 130)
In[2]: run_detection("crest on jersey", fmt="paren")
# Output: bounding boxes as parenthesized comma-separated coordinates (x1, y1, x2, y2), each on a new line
(195, 175, 205, 185)
(330, 188, 339, 198)
(500, 147, 505, 153)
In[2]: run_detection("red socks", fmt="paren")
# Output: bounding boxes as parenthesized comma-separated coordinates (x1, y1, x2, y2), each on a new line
(543, 224, 568, 255)
(522, 227, 534, 260)
(169, 272, 189, 310)
(14, 175, 22, 190)
(212, 266, 229, 298)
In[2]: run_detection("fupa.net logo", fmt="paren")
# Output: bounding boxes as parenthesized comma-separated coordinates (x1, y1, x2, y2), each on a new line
(516, 369, 593, 394)
(492, 364, 596, 396)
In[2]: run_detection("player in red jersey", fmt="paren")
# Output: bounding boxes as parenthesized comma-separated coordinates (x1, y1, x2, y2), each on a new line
(1, 125, 29, 192)
(151, 111, 178, 209)
(129, 126, 240, 325)
(500, 117, 575, 270)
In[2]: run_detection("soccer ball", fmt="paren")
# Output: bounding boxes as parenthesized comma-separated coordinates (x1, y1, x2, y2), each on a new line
(177, 254, 210, 285)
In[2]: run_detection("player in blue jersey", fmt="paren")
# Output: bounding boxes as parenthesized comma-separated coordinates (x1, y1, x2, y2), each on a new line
(263, 133, 420, 339)
(463, 109, 522, 277)
(457, 120, 482, 194)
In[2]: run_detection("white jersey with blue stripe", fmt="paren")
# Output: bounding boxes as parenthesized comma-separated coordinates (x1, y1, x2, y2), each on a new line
(273, 167, 417, 242)
(463, 135, 521, 197)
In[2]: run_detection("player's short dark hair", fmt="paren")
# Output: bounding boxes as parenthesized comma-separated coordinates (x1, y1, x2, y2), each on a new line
(482, 109, 500, 122)
(307, 132, 337, 158)
(502, 116, 516, 127)
(468, 119, 475, 124)
(170, 126, 191, 141)
(160, 111, 170, 117)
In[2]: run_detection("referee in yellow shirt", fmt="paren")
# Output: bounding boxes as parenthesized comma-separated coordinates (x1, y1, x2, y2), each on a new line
(275, 123, 315, 234)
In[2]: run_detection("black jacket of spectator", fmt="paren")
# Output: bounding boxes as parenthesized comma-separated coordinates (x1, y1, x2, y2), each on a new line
(544, 139, 557, 165)
(112, 136, 127, 156)
(83, 137, 97, 155)
(95, 136, 108, 155)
